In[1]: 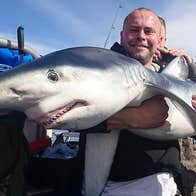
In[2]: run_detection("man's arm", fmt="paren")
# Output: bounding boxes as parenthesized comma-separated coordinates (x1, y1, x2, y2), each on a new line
(79, 95, 169, 133)
(107, 95, 169, 130)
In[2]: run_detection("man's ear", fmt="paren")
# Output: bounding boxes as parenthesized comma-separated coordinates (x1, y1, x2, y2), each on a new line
(158, 34, 167, 48)
(159, 35, 162, 43)
(164, 37, 167, 44)
(158, 36, 164, 47)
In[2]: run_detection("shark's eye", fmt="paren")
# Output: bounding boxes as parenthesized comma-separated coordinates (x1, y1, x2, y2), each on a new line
(47, 69, 59, 82)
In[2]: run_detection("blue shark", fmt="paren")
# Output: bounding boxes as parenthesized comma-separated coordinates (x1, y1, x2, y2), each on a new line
(1, 46, 196, 196)
(0, 47, 195, 140)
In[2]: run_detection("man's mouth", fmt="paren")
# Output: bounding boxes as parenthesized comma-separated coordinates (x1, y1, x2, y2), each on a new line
(132, 45, 148, 49)
(35, 100, 88, 127)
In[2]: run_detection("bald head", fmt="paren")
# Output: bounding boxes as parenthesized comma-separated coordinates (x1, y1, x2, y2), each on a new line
(120, 8, 162, 68)
(123, 8, 161, 34)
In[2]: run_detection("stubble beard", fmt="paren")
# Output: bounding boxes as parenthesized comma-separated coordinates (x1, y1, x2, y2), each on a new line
(127, 49, 153, 65)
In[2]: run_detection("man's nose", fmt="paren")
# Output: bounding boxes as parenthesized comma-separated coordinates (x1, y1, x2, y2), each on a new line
(137, 30, 146, 39)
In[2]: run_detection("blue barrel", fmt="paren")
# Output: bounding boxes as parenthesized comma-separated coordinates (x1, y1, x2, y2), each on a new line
(0, 48, 34, 72)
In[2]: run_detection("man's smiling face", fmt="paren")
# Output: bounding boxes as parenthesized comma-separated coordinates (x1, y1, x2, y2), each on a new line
(120, 9, 161, 66)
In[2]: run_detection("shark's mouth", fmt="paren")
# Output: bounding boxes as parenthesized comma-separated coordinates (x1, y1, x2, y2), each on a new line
(36, 100, 88, 127)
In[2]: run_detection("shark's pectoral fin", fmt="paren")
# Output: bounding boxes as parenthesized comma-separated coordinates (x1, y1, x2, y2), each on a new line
(145, 83, 194, 113)
(130, 83, 196, 140)
(84, 130, 120, 196)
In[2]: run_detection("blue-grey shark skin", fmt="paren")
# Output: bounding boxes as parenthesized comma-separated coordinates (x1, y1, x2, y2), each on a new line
(0, 46, 195, 140)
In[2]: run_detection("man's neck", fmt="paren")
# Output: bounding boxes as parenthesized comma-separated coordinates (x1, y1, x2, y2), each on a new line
(139, 57, 154, 70)
(144, 62, 154, 70)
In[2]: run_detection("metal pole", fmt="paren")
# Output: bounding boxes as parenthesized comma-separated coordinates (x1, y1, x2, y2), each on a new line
(104, 4, 122, 48)
(17, 26, 24, 64)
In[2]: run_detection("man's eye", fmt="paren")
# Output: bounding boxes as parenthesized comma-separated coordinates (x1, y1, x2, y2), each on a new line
(144, 29, 154, 35)
(130, 29, 138, 33)
(47, 69, 59, 82)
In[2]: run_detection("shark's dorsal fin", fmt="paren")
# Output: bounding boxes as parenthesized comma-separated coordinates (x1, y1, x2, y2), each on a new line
(161, 56, 189, 80)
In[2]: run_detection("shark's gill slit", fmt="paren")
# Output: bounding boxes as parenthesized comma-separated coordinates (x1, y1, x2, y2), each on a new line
(10, 87, 23, 96)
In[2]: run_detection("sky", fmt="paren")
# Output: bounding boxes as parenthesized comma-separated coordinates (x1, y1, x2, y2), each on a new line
(1, 0, 196, 59)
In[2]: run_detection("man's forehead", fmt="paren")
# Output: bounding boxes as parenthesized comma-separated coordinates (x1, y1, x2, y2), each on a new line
(128, 11, 158, 22)
(130, 9, 157, 18)
(125, 10, 160, 29)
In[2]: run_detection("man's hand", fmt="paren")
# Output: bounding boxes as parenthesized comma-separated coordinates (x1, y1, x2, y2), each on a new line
(107, 95, 169, 130)
(153, 47, 193, 65)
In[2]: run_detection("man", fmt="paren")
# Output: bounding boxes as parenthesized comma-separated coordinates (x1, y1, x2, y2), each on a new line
(80, 8, 183, 196)
(104, 12, 196, 196)
(104, 8, 181, 196)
